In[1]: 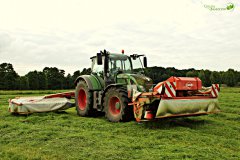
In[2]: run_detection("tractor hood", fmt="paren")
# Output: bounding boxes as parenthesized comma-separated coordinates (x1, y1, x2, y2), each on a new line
(117, 73, 153, 92)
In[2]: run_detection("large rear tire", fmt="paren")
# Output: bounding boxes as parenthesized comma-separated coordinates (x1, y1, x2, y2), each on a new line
(103, 87, 133, 122)
(75, 80, 95, 116)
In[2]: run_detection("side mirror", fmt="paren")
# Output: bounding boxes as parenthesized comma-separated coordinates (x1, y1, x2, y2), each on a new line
(97, 53, 102, 65)
(143, 57, 147, 68)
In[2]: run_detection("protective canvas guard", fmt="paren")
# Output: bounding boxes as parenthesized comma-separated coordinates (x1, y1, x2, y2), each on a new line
(9, 96, 73, 114)
(156, 98, 220, 118)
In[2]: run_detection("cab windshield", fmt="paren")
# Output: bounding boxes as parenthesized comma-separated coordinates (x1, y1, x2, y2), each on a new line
(131, 57, 144, 73)
(109, 56, 132, 73)
(108, 54, 144, 74)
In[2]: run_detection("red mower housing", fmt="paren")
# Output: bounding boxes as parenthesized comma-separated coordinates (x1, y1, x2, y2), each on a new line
(167, 76, 202, 91)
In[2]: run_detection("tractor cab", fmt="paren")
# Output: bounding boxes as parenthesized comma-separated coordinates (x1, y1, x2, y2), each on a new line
(91, 50, 148, 87)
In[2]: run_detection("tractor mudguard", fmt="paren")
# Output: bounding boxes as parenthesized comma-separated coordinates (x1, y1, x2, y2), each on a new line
(74, 75, 103, 91)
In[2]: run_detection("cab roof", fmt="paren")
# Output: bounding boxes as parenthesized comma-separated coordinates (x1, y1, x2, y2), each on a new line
(90, 53, 129, 60)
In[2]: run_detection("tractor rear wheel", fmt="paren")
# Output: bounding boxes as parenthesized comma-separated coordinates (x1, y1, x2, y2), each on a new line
(104, 87, 132, 122)
(75, 80, 95, 116)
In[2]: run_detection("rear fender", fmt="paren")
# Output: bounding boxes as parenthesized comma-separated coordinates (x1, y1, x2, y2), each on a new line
(74, 75, 102, 91)
(75, 75, 103, 110)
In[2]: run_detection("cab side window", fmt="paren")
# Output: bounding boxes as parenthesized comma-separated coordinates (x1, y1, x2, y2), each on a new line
(92, 57, 104, 78)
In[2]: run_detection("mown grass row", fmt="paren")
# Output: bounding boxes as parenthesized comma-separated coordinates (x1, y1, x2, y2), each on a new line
(0, 88, 239, 159)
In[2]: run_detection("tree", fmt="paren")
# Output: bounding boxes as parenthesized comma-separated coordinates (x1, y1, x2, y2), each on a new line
(0, 63, 19, 90)
(26, 71, 40, 90)
(204, 70, 212, 87)
(198, 70, 207, 86)
(64, 73, 72, 89)
(69, 70, 81, 88)
(43, 67, 65, 89)
(210, 71, 221, 84)
(222, 69, 237, 87)
(38, 72, 48, 90)
(19, 76, 29, 90)
(161, 74, 170, 81)
(80, 68, 91, 75)
(186, 71, 198, 77)
(236, 71, 240, 86)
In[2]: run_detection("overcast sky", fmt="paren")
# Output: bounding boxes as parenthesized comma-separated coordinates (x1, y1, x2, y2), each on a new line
(0, 0, 239, 76)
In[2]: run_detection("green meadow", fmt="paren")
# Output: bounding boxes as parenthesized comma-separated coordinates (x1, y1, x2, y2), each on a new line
(0, 88, 239, 159)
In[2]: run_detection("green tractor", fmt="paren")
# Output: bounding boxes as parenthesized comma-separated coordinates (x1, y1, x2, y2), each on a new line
(74, 50, 220, 122)
(9, 50, 220, 120)
(74, 50, 151, 122)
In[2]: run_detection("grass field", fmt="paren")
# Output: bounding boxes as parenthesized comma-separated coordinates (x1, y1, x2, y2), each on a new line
(0, 88, 240, 160)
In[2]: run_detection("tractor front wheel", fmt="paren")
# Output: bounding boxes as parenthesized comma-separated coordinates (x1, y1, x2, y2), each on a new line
(104, 87, 132, 122)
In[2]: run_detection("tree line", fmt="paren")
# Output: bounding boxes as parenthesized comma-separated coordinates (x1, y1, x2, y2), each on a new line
(0, 63, 91, 90)
(145, 67, 240, 87)
(0, 63, 239, 90)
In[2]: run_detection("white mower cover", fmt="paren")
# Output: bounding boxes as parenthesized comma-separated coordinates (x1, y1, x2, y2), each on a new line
(9, 96, 72, 114)
(153, 78, 220, 118)
(156, 98, 220, 118)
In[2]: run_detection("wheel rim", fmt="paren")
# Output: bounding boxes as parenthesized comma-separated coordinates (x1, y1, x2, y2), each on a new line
(109, 96, 121, 115)
(78, 89, 87, 110)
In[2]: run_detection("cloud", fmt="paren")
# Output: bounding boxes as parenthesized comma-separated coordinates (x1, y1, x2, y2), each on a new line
(0, 0, 240, 76)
